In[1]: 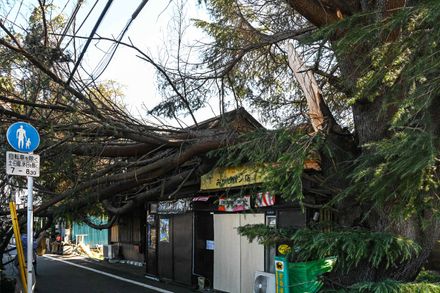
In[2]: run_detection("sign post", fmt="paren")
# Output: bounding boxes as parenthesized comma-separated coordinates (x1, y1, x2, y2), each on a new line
(6, 122, 40, 293)
(26, 176, 33, 293)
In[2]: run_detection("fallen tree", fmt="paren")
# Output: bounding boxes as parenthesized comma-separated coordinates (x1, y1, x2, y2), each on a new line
(0, 1, 439, 290)
(153, 0, 440, 289)
(0, 2, 246, 265)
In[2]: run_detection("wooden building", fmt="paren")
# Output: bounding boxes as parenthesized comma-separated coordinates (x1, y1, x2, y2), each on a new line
(109, 108, 264, 287)
(108, 108, 324, 291)
(109, 207, 145, 262)
(198, 165, 316, 292)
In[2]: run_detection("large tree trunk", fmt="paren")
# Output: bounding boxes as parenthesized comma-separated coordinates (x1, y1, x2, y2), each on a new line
(286, 0, 440, 283)
(338, 43, 440, 285)
(386, 212, 440, 280)
(337, 47, 440, 283)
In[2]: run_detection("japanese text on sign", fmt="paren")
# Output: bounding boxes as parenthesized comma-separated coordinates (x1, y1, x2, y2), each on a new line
(200, 165, 267, 190)
(6, 151, 40, 177)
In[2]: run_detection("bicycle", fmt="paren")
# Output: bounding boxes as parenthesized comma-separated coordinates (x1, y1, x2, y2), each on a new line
(2, 241, 37, 292)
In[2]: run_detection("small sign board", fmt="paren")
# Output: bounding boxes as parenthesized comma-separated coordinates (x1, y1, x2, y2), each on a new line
(157, 198, 192, 215)
(275, 256, 289, 292)
(6, 122, 40, 153)
(206, 240, 215, 250)
(6, 151, 40, 177)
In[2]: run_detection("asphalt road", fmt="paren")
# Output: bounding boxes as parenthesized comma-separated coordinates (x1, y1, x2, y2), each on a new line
(35, 256, 191, 293)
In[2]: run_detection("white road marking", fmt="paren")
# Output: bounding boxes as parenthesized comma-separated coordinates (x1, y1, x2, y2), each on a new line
(43, 255, 173, 293)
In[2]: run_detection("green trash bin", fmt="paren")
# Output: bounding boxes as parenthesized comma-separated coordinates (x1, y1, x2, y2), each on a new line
(275, 256, 336, 293)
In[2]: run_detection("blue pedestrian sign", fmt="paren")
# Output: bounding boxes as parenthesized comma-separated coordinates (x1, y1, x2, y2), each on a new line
(6, 122, 40, 153)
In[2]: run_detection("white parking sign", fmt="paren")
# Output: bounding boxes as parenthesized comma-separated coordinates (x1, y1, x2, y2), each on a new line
(6, 151, 40, 177)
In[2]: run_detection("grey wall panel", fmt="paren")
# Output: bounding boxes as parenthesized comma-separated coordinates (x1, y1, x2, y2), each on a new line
(214, 213, 265, 293)
(240, 214, 265, 293)
(214, 214, 240, 293)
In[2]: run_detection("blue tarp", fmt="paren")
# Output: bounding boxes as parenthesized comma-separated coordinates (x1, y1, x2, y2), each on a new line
(72, 218, 109, 247)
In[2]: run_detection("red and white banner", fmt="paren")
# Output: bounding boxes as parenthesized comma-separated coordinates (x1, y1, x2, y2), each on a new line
(254, 192, 275, 208)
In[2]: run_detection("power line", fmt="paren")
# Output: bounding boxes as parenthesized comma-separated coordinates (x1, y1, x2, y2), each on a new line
(90, 0, 150, 80)
(67, 0, 114, 85)
(57, 0, 85, 48)
(58, 0, 73, 17)
(63, 0, 100, 50)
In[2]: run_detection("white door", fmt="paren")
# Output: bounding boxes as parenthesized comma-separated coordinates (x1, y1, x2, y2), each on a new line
(240, 214, 265, 293)
(214, 213, 264, 293)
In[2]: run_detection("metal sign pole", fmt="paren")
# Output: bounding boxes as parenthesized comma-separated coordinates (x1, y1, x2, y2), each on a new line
(6, 122, 40, 293)
(27, 175, 33, 293)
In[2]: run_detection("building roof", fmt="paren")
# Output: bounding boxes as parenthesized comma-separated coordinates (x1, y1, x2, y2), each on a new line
(190, 107, 264, 132)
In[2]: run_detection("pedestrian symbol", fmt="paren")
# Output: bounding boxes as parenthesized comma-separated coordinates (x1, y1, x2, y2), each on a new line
(6, 122, 40, 153)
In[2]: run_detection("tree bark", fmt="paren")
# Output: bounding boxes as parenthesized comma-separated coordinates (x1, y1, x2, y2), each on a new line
(82, 215, 118, 230)
(287, 43, 340, 133)
(284, 0, 440, 284)
(388, 213, 440, 280)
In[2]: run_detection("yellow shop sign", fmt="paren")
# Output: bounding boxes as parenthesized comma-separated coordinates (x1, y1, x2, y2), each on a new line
(200, 165, 266, 190)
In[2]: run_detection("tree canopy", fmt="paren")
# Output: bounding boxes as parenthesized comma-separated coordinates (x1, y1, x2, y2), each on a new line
(159, 0, 440, 287)
(0, 0, 439, 289)
(0, 1, 237, 257)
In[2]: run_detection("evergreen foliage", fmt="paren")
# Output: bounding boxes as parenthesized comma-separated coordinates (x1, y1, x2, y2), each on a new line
(338, 129, 439, 219)
(212, 0, 440, 288)
(415, 270, 440, 283)
(327, 0, 440, 222)
(1, 0, 439, 290)
(163, 0, 348, 126)
(238, 224, 420, 273)
(346, 279, 440, 293)
(237, 223, 294, 245)
(212, 127, 322, 203)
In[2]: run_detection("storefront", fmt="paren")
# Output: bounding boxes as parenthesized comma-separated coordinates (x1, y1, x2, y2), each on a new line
(145, 198, 215, 287)
(200, 164, 312, 292)
(108, 207, 146, 263)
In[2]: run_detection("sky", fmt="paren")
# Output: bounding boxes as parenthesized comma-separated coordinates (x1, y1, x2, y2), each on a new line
(67, 0, 216, 125)
(2, 0, 215, 125)
(1, 0, 266, 127)
(1, 0, 214, 199)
